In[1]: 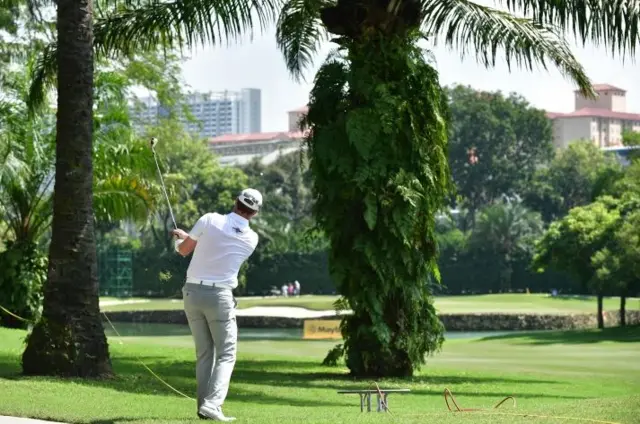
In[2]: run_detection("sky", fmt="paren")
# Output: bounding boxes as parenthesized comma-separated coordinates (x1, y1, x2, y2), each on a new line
(175, 21, 640, 133)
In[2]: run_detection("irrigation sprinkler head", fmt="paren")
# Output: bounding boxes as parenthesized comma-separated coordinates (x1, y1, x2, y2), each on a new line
(150, 137, 159, 150)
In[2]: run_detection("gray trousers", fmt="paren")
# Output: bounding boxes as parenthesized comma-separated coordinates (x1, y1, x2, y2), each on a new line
(182, 283, 238, 411)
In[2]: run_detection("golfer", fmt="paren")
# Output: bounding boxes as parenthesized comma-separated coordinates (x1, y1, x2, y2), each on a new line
(172, 188, 263, 421)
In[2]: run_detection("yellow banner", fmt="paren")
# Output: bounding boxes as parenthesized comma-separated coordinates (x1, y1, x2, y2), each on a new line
(303, 319, 342, 340)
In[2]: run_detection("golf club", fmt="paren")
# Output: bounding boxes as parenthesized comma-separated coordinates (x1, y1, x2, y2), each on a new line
(150, 137, 178, 230)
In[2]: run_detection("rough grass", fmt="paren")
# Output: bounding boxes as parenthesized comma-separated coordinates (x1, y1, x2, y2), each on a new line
(1, 325, 639, 424)
(99, 293, 640, 314)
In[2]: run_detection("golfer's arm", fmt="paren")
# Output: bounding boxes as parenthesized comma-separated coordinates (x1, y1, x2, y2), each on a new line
(177, 237, 197, 256)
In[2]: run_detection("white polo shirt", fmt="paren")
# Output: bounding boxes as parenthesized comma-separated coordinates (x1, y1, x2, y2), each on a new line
(186, 212, 259, 289)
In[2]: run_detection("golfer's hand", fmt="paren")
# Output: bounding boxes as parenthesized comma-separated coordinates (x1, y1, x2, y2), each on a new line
(172, 229, 189, 240)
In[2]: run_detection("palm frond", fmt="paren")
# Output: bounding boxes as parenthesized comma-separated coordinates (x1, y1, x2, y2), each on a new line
(93, 175, 155, 224)
(26, 42, 55, 114)
(26, 0, 283, 112)
(421, 0, 594, 97)
(498, 0, 640, 59)
(276, 0, 330, 81)
(93, 0, 281, 56)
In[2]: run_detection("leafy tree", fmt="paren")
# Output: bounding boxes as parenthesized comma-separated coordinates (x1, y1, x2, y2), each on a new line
(621, 130, 640, 163)
(532, 197, 621, 329)
(445, 85, 553, 225)
(469, 198, 543, 291)
(0, 61, 157, 329)
(21, 0, 640, 378)
(592, 159, 640, 325)
(275, 0, 625, 377)
(622, 130, 640, 147)
(591, 213, 640, 327)
(523, 141, 623, 222)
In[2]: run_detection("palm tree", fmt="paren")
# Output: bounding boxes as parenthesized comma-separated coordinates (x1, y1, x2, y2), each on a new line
(19, 0, 114, 377)
(469, 197, 543, 291)
(25, 0, 640, 377)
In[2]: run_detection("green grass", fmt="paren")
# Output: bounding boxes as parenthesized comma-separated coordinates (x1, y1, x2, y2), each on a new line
(1, 325, 639, 423)
(100, 293, 640, 314)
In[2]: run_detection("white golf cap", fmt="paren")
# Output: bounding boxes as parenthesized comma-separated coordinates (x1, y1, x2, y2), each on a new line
(237, 188, 263, 211)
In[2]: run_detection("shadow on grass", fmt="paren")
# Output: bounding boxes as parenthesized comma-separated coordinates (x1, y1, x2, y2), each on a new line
(479, 325, 640, 345)
(0, 352, 565, 407)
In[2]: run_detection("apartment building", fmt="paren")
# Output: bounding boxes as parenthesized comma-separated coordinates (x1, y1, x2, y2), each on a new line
(130, 88, 261, 139)
(546, 84, 640, 149)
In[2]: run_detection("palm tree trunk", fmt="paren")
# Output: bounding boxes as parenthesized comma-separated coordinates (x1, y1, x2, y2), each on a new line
(596, 293, 604, 330)
(22, 0, 113, 377)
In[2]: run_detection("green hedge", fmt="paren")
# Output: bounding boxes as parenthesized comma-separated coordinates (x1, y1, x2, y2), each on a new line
(99, 247, 581, 298)
(244, 251, 334, 295)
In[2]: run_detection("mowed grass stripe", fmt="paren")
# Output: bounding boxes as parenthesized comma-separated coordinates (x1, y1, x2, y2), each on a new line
(0, 326, 639, 423)
(99, 293, 640, 314)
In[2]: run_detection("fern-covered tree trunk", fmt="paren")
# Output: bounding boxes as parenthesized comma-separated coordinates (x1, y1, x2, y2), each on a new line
(306, 5, 451, 376)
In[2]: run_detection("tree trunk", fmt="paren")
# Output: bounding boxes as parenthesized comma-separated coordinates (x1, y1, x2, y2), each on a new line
(597, 293, 604, 329)
(21, 0, 113, 378)
(620, 295, 626, 327)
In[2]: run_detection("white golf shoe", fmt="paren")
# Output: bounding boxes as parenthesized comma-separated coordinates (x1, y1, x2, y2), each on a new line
(198, 405, 236, 422)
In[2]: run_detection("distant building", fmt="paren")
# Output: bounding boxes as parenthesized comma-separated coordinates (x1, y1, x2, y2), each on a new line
(130, 88, 261, 139)
(546, 84, 640, 149)
(208, 106, 308, 167)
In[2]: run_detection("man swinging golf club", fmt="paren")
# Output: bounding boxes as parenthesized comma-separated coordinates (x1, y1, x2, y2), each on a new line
(172, 188, 263, 421)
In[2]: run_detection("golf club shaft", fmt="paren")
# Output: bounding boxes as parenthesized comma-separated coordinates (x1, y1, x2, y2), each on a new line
(151, 147, 178, 230)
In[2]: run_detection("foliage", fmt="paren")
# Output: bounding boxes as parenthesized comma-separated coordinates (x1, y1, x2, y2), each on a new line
(23, 0, 283, 112)
(0, 69, 56, 248)
(523, 141, 624, 222)
(273, 0, 640, 376)
(23, 0, 640, 107)
(590, 159, 640, 323)
(445, 84, 554, 223)
(532, 196, 620, 286)
(532, 196, 621, 328)
(601, 209, 640, 294)
(0, 240, 47, 328)
(622, 130, 640, 149)
(468, 198, 543, 291)
(301, 29, 452, 377)
(13, 0, 640, 378)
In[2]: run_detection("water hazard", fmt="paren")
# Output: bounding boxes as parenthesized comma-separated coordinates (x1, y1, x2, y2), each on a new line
(104, 322, 524, 341)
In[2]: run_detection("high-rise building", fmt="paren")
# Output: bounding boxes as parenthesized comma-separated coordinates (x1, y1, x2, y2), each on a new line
(130, 88, 261, 139)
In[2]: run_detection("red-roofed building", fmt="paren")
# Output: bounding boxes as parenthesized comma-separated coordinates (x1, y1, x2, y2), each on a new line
(208, 106, 309, 166)
(546, 84, 640, 149)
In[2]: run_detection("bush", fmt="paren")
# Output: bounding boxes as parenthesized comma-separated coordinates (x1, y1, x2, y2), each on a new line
(0, 241, 47, 329)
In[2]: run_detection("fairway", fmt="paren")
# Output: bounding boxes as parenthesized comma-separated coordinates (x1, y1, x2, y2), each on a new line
(99, 293, 640, 315)
(1, 325, 639, 424)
